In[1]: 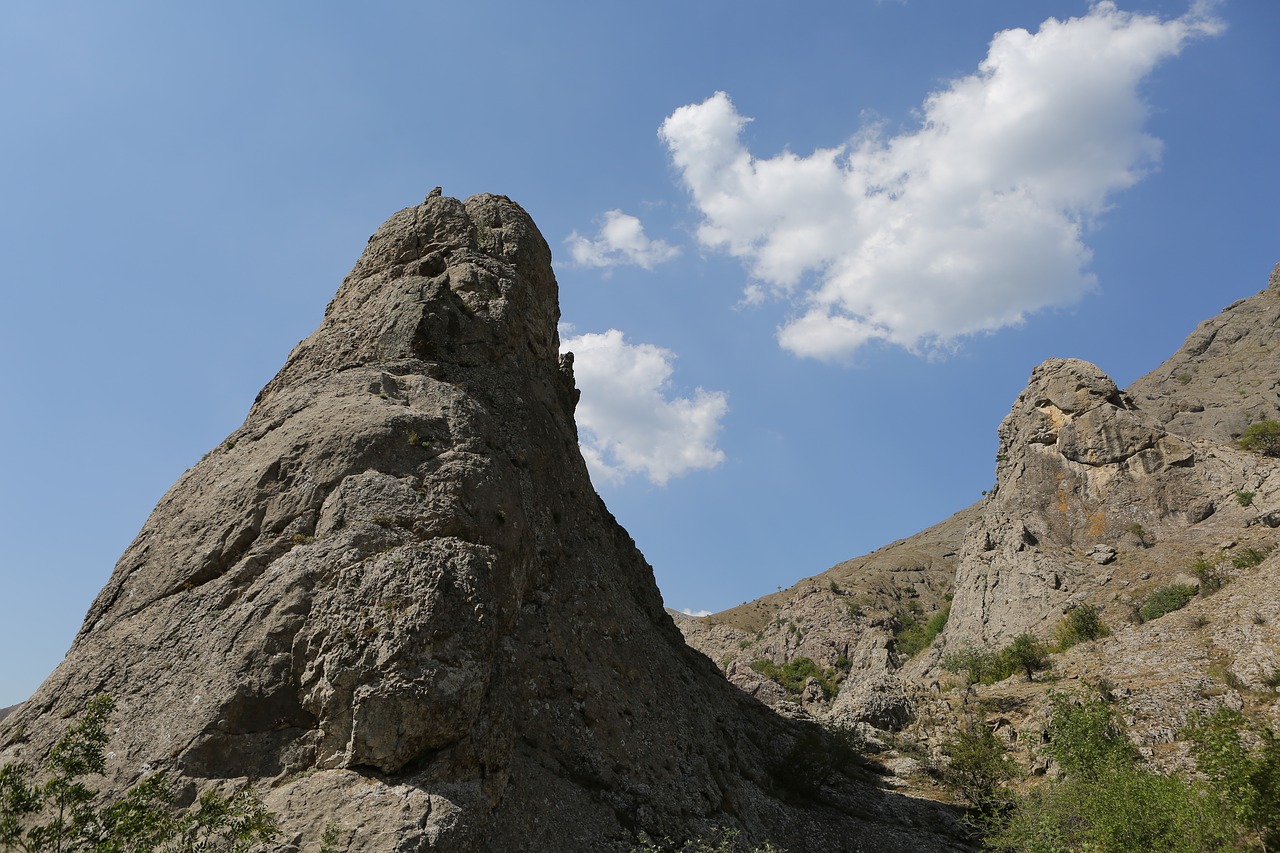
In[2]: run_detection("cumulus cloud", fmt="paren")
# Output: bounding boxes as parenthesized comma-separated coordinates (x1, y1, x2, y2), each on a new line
(659, 2, 1222, 361)
(566, 210, 681, 270)
(561, 329, 727, 485)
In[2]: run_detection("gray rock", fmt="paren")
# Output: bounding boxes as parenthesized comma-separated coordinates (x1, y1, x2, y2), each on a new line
(945, 357, 1237, 648)
(1087, 545, 1118, 565)
(0, 193, 968, 852)
(1128, 263, 1280, 446)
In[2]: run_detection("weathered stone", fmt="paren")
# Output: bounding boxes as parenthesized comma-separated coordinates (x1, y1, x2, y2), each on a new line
(1, 193, 969, 852)
(1087, 545, 1118, 565)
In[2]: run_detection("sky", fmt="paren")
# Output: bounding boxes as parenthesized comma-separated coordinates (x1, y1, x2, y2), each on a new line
(1, 1, 1276, 708)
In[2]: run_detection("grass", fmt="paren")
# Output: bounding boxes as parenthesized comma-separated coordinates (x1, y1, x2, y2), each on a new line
(1232, 545, 1271, 570)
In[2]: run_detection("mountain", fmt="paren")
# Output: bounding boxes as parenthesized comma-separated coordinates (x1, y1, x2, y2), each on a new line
(680, 262, 1280, 797)
(0, 193, 967, 852)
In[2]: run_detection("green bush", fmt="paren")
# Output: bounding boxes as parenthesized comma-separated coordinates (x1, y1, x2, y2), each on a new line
(987, 692, 1242, 852)
(1054, 605, 1109, 650)
(0, 696, 279, 852)
(1239, 420, 1280, 457)
(749, 657, 841, 699)
(938, 722, 1017, 812)
(987, 761, 1239, 853)
(1040, 692, 1136, 778)
(941, 646, 1008, 686)
(941, 633, 1049, 685)
(1236, 490, 1255, 507)
(1124, 522, 1150, 546)
(1138, 584, 1197, 622)
(1001, 633, 1049, 682)
(894, 604, 950, 657)
(1189, 553, 1228, 594)
(1231, 546, 1271, 570)
(1183, 707, 1280, 849)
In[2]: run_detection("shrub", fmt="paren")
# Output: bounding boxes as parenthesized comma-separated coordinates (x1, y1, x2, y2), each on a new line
(0, 696, 279, 852)
(1124, 522, 1150, 546)
(1054, 604, 1109, 650)
(1041, 692, 1135, 778)
(893, 604, 950, 658)
(988, 692, 1242, 852)
(938, 722, 1017, 812)
(1231, 545, 1271, 570)
(770, 721, 869, 802)
(941, 646, 1007, 686)
(1001, 633, 1049, 682)
(1183, 707, 1280, 849)
(987, 760, 1239, 853)
(1138, 584, 1197, 622)
(1239, 419, 1280, 457)
(1189, 552, 1228, 594)
(749, 657, 841, 699)
(942, 635, 1049, 685)
(1236, 490, 1256, 507)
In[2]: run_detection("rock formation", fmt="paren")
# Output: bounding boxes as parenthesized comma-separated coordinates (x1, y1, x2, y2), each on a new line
(1128, 263, 1280, 444)
(0, 193, 968, 852)
(943, 357, 1210, 647)
(680, 262, 1280, 796)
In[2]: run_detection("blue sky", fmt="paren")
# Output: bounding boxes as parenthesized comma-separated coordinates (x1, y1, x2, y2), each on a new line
(1, 1, 1276, 707)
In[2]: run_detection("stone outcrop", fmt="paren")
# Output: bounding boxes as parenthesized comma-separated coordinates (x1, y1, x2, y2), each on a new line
(0, 193, 968, 852)
(1128, 262, 1280, 445)
(943, 357, 1216, 647)
(683, 262, 1280, 798)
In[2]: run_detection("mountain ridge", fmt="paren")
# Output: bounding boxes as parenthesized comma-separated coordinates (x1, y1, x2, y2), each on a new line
(681, 261, 1280, 800)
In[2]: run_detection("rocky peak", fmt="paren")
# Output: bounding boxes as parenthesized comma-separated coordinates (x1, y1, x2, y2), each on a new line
(945, 355, 1216, 648)
(1, 193, 965, 852)
(1127, 261, 1280, 445)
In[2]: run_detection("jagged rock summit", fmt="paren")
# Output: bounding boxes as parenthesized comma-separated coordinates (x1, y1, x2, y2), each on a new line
(1, 193, 965, 851)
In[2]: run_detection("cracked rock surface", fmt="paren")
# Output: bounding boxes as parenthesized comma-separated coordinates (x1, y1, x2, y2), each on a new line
(1, 193, 969, 852)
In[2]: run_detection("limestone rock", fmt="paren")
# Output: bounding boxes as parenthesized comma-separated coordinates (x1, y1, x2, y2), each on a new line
(0, 193, 968, 852)
(1128, 263, 1280, 445)
(1087, 545, 1118, 565)
(944, 355, 1252, 648)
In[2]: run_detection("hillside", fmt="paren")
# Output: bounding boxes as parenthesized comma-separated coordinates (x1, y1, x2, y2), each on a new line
(680, 263, 1280, 801)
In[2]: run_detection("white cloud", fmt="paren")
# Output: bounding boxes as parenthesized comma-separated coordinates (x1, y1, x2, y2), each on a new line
(560, 329, 727, 486)
(566, 209, 680, 271)
(680, 608, 713, 617)
(659, 2, 1222, 362)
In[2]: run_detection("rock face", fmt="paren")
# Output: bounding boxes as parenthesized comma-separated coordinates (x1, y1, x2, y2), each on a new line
(0, 194, 967, 852)
(943, 269, 1280, 651)
(944, 357, 1214, 647)
(1128, 263, 1280, 445)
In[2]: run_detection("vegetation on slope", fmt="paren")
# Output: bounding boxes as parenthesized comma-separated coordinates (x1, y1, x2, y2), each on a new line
(933, 688, 1280, 852)
(0, 696, 285, 852)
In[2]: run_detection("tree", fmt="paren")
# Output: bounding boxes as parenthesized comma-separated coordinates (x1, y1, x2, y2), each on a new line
(1239, 419, 1280, 457)
(1001, 634, 1048, 682)
(939, 721, 1017, 813)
